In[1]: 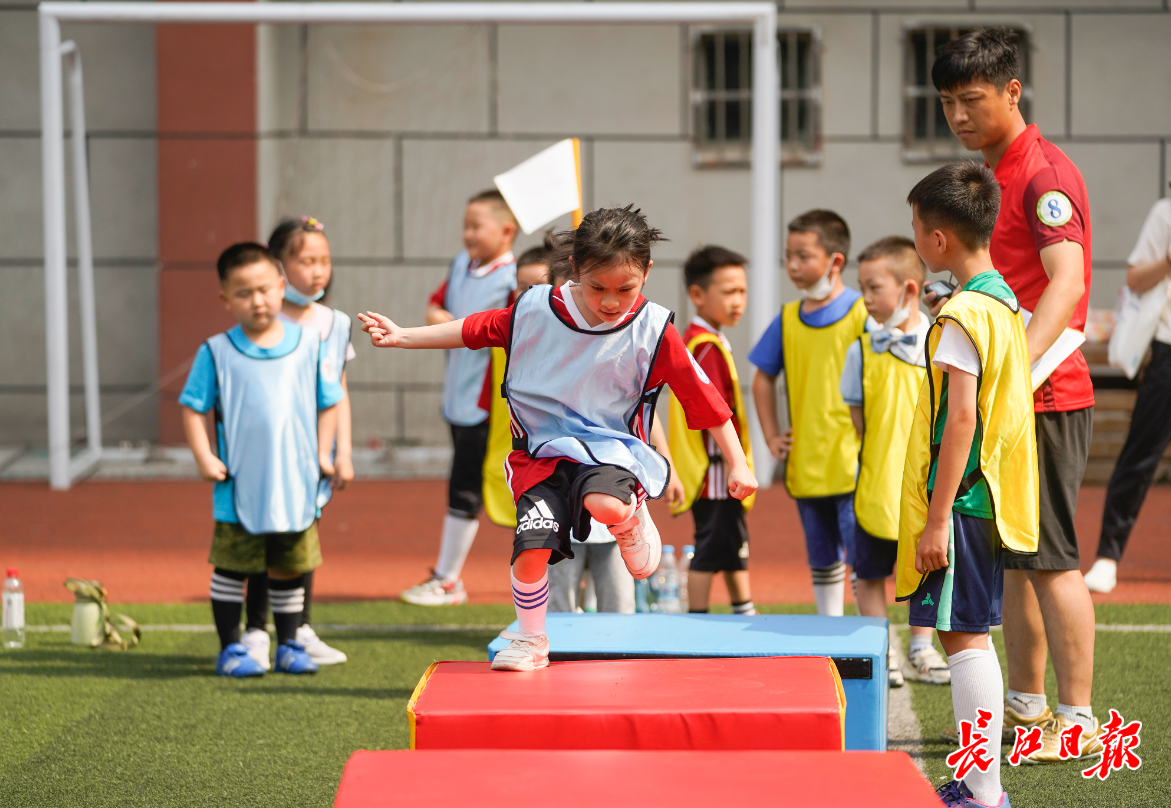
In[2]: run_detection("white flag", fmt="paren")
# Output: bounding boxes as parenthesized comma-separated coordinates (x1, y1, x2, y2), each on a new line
(494, 139, 581, 235)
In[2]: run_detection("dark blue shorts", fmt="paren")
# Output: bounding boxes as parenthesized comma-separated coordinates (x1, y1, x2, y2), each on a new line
(794, 493, 855, 569)
(853, 523, 898, 581)
(905, 511, 1003, 633)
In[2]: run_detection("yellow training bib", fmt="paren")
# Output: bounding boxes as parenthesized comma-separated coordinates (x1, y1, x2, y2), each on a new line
(895, 290, 1039, 600)
(855, 335, 926, 540)
(781, 297, 868, 499)
(482, 347, 516, 527)
(668, 332, 755, 514)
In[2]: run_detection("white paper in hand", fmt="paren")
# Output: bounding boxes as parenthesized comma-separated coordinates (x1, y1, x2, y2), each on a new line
(493, 139, 581, 235)
(1020, 308, 1087, 391)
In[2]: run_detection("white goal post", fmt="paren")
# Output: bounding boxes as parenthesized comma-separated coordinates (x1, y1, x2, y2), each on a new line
(39, 1, 780, 490)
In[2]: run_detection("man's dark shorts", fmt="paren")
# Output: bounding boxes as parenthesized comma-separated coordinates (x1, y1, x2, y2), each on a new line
(1003, 408, 1092, 572)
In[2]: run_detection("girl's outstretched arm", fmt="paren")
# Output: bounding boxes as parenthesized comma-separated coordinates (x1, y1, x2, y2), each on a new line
(358, 311, 467, 349)
(707, 419, 758, 501)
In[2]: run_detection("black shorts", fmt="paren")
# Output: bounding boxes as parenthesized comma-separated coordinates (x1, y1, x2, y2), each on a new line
(853, 523, 898, 581)
(448, 420, 490, 518)
(690, 498, 749, 572)
(1003, 408, 1092, 572)
(512, 461, 639, 565)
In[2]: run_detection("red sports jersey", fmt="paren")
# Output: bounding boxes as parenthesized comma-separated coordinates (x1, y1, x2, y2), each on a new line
(463, 287, 732, 502)
(989, 124, 1094, 413)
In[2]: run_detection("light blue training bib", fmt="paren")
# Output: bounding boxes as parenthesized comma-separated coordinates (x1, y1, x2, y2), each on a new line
(504, 285, 673, 498)
(206, 325, 322, 534)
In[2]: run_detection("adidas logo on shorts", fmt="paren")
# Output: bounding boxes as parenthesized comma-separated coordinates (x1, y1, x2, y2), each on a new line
(517, 499, 559, 534)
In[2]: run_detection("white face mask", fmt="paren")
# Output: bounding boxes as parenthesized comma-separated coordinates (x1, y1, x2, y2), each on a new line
(881, 283, 913, 331)
(801, 268, 836, 301)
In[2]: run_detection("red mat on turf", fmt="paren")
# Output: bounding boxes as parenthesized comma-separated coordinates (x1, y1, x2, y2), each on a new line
(407, 657, 845, 751)
(334, 749, 939, 807)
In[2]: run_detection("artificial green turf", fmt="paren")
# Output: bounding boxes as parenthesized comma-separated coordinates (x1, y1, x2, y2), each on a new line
(0, 626, 497, 807)
(7, 601, 1169, 806)
(899, 629, 1168, 808)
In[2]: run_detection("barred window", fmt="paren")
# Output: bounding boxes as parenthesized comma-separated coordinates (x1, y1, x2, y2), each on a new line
(904, 26, 1031, 161)
(691, 29, 821, 167)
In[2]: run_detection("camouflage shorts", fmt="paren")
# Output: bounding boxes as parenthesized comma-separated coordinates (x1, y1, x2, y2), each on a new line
(209, 521, 322, 575)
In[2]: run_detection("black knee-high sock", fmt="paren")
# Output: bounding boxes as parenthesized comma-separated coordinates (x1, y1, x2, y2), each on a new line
(245, 573, 268, 632)
(210, 568, 246, 650)
(268, 574, 306, 646)
(300, 570, 314, 627)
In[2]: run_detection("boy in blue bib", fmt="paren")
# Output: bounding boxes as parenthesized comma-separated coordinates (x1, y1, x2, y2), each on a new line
(180, 243, 344, 678)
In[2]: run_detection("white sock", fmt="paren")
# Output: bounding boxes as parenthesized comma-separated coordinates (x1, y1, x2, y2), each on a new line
(949, 647, 1003, 806)
(1006, 689, 1048, 719)
(909, 633, 933, 656)
(434, 514, 479, 581)
(511, 569, 549, 637)
(811, 562, 845, 616)
(1057, 703, 1096, 733)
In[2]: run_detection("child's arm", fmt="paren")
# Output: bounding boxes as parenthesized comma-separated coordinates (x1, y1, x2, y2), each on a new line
(318, 404, 339, 477)
(915, 367, 978, 574)
(426, 304, 454, 326)
(332, 372, 354, 489)
(707, 419, 758, 501)
(849, 406, 863, 437)
(358, 312, 467, 349)
(182, 406, 227, 482)
(649, 419, 685, 510)
(751, 370, 792, 460)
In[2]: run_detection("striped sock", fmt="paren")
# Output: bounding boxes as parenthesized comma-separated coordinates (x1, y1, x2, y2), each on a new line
(210, 568, 245, 650)
(732, 600, 757, 615)
(511, 569, 549, 637)
(269, 575, 306, 646)
(811, 562, 846, 616)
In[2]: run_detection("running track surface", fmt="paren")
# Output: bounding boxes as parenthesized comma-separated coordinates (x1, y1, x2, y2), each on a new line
(1, 481, 1168, 605)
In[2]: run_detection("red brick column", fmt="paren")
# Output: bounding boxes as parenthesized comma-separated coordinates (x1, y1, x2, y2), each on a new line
(156, 18, 256, 443)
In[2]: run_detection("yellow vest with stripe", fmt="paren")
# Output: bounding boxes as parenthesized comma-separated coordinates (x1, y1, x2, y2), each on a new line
(482, 347, 517, 527)
(667, 332, 755, 515)
(781, 297, 868, 499)
(855, 335, 926, 540)
(895, 290, 1039, 600)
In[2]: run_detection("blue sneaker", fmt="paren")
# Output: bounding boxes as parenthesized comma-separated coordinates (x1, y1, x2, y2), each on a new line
(216, 642, 266, 678)
(935, 781, 1011, 808)
(274, 640, 319, 674)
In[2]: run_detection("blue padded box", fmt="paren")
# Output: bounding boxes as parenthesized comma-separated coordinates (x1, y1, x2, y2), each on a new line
(487, 613, 889, 751)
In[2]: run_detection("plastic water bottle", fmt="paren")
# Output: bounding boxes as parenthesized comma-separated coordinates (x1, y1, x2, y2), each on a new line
(657, 547, 681, 614)
(634, 578, 650, 613)
(3, 568, 25, 649)
(680, 545, 694, 613)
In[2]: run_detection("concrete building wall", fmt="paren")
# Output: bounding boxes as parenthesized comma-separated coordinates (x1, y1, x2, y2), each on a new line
(4, 3, 1170, 450)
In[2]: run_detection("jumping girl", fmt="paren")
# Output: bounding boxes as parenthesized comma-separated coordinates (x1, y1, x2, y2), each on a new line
(359, 206, 756, 671)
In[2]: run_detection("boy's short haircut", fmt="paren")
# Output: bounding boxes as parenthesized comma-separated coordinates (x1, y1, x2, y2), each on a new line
(857, 236, 926, 285)
(788, 210, 850, 263)
(517, 231, 556, 270)
(932, 28, 1021, 94)
(684, 245, 748, 290)
(468, 188, 519, 227)
(907, 162, 1001, 251)
(217, 242, 278, 284)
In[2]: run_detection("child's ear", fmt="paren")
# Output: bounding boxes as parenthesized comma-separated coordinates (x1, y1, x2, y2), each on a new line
(687, 284, 706, 308)
(503, 221, 518, 243)
(218, 287, 230, 310)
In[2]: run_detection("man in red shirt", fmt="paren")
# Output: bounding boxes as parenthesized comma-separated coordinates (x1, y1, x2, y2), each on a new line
(928, 29, 1100, 769)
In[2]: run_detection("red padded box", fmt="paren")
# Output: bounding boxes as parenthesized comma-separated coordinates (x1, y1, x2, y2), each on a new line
(407, 656, 845, 751)
(334, 749, 941, 808)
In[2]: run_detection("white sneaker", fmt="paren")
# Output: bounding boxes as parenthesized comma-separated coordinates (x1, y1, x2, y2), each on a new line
(888, 645, 906, 688)
(1083, 558, 1117, 593)
(401, 574, 469, 606)
(609, 503, 661, 580)
(241, 628, 271, 671)
(902, 643, 951, 685)
(490, 630, 550, 672)
(296, 624, 347, 665)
